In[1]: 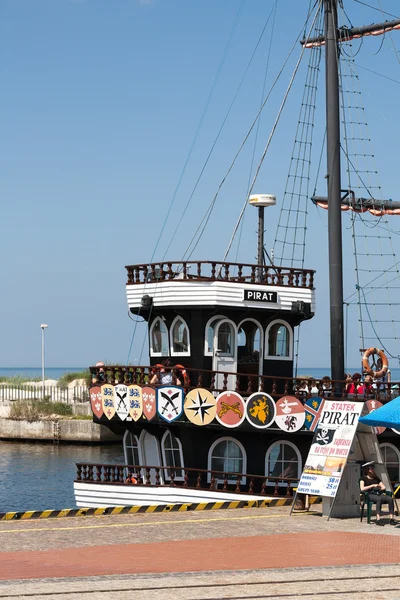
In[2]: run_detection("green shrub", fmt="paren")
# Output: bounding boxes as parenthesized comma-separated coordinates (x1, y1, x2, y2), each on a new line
(9, 399, 73, 421)
(57, 370, 91, 387)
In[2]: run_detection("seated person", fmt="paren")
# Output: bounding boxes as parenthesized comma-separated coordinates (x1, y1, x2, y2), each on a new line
(308, 378, 319, 396)
(150, 359, 182, 386)
(360, 462, 396, 526)
(321, 375, 332, 398)
(346, 372, 365, 397)
(364, 375, 374, 399)
(297, 380, 309, 401)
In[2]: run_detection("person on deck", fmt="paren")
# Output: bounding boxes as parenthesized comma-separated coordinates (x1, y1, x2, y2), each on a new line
(321, 376, 332, 398)
(346, 373, 365, 397)
(150, 359, 182, 386)
(360, 462, 396, 526)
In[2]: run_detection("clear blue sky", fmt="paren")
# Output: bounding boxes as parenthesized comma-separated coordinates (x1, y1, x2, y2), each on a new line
(1, 0, 399, 369)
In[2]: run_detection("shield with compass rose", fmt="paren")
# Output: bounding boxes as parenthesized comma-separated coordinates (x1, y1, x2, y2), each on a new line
(184, 388, 216, 426)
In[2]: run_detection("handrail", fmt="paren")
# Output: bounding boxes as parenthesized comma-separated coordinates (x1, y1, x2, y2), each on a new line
(75, 462, 298, 497)
(125, 260, 315, 289)
(88, 363, 397, 402)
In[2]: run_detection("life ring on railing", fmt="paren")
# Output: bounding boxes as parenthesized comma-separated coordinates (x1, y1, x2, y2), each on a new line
(174, 364, 189, 386)
(362, 347, 388, 379)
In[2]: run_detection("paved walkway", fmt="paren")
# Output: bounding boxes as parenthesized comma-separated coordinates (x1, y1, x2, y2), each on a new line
(2, 506, 400, 598)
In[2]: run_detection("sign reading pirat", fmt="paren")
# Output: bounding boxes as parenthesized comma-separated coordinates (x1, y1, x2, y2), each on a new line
(297, 400, 363, 498)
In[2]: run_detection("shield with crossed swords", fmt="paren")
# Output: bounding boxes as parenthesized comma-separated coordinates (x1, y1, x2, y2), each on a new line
(115, 384, 129, 421)
(128, 384, 143, 421)
(101, 384, 116, 420)
(157, 386, 184, 423)
(90, 386, 103, 419)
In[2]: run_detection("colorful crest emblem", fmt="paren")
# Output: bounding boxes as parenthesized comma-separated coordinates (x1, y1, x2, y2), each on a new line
(245, 392, 275, 429)
(275, 396, 305, 432)
(115, 384, 129, 421)
(128, 385, 143, 421)
(101, 384, 116, 420)
(90, 386, 103, 419)
(142, 386, 156, 421)
(157, 386, 184, 423)
(184, 388, 216, 426)
(304, 397, 325, 431)
(365, 399, 386, 435)
(215, 391, 245, 428)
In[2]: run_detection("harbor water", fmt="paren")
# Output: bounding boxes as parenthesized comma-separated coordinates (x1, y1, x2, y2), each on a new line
(0, 441, 124, 512)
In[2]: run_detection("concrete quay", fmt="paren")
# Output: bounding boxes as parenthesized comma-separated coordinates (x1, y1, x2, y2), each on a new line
(2, 505, 400, 599)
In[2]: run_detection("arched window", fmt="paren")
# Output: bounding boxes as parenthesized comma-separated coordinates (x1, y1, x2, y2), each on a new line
(123, 431, 141, 465)
(380, 443, 400, 482)
(161, 430, 184, 480)
(170, 316, 190, 356)
(150, 317, 169, 356)
(208, 437, 246, 483)
(237, 318, 262, 364)
(204, 315, 225, 356)
(265, 320, 293, 360)
(265, 441, 301, 481)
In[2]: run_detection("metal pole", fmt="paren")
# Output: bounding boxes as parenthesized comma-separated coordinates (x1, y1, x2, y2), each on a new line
(324, 0, 345, 389)
(41, 324, 48, 399)
(257, 206, 264, 282)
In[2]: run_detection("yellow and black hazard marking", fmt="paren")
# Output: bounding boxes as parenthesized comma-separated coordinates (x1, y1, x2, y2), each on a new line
(0, 496, 321, 521)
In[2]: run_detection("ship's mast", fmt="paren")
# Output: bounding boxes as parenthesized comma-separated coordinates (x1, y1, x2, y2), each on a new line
(324, 0, 345, 388)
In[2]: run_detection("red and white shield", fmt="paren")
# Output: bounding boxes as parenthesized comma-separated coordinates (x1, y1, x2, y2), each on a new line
(275, 396, 305, 432)
(365, 399, 386, 435)
(115, 384, 129, 421)
(90, 386, 103, 419)
(101, 384, 116, 420)
(142, 386, 156, 421)
(128, 385, 143, 421)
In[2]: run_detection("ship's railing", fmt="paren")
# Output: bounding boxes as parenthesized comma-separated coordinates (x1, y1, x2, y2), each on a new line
(76, 463, 297, 497)
(89, 364, 398, 402)
(125, 260, 315, 289)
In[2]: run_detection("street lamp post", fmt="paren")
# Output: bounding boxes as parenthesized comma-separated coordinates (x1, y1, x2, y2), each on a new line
(41, 324, 48, 399)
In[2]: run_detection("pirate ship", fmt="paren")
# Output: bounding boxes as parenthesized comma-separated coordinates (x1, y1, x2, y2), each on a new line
(75, 1, 400, 508)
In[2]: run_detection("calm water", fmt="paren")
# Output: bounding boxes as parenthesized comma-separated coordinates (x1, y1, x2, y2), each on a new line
(0, 367, 86, 380)
(0, 442, 124, 512)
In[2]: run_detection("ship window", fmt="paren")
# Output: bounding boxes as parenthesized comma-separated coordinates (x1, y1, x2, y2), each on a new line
(161, 430, 184, 480)
(217, 322, 234, 356)
(238, 319, 262, 364)
(150, 317, 169, 356)
(208, 437, 246, 484)
(204, 315, 225, 355)
(123, 431, 140, 466)
(170, 316, 190, 356)
(380, 443, 400, 483)
(266, 320, 292, 360)
(265, 441, 301, 484)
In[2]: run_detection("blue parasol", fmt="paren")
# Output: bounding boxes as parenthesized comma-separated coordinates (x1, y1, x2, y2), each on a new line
(359, 397, 400, 429)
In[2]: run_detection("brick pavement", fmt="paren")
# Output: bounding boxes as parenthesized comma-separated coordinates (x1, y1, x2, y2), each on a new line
(2, 529, 400, 581)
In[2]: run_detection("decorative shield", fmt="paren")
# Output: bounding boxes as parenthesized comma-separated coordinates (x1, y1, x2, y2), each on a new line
(101, 384, 116, 420)
(304, 397, 325, 431)
(142, 386, 156, 421)
(275, 396, 305, 433)
(215, 391, 245, 428)
(115, 384, 129, 421)
(184, 388, 216, 426)
(90, 386, 103, 419)
(365, 399, 386, 435)
(128, 385, 143, 421)
(245, 392, 275, 429)
(157, 386, 184, 423)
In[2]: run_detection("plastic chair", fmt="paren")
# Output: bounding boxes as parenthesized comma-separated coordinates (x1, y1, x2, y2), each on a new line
(360, 489, 393, 523)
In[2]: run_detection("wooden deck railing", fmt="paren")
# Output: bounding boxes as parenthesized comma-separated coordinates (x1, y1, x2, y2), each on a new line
(125, 261, 315, 290)
(89, 364, 397, 403)
(76, 463, 298, 497)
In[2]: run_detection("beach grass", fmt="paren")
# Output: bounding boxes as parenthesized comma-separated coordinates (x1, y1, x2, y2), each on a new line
(9, 399, 73, 422)
(57, 370, 91, 387)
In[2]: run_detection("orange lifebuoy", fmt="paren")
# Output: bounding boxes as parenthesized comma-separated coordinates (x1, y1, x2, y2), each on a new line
(174, 364, 189, 386)
(362, 347, 388, 379)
